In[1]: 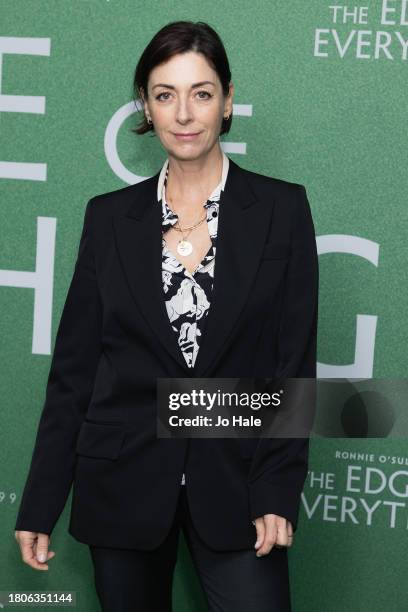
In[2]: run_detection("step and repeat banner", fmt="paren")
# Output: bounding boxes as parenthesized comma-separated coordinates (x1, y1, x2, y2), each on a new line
(1, 1, 407, 610)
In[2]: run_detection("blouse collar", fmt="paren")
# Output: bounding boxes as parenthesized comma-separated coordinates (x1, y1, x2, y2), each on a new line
(157, 149, 230, 205)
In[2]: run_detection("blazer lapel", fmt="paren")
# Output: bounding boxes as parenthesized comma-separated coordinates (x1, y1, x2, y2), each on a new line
(113, 173, 190, 373)
(113, 158, 275, 377)
(192, 159, 274, 377)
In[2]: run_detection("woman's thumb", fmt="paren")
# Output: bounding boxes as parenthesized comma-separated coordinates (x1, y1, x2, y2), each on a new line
(36, 533, 50, 563)
(254, 518, 265, 549)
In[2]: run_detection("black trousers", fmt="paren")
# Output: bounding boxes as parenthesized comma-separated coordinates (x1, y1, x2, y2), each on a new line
(89, 485, 291, 612)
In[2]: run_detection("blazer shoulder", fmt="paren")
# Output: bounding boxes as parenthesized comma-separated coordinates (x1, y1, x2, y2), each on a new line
(239, 166, 308, 218)
(242, 165, 305, 196)
(87, 173, 159, 217)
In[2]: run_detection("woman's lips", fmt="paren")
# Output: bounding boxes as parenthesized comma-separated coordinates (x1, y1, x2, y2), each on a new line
(173, 132, 201, 141)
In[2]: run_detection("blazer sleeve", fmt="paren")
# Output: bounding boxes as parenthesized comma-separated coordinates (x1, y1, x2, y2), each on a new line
(247, 184, 319, 532)
(14, 197, 103, 535)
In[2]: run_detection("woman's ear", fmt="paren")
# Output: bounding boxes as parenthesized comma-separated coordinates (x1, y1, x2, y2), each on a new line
(139, 88, 150, 120)
(225, 81, 234, 115)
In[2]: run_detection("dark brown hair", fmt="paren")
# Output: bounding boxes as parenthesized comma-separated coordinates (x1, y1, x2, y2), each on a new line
(132, 20, 232, 136)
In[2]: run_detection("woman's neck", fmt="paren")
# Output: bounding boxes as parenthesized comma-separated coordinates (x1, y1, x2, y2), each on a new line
(165, 145, 224, 209)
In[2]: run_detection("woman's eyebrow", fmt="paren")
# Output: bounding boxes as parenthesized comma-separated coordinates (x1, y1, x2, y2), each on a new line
(152, 80, 216, 90)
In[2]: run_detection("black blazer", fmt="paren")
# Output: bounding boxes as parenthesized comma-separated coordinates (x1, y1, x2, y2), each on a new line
(14, 157, 319, 551)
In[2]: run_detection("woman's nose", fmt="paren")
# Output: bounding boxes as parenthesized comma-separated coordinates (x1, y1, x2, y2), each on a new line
(175, 100, 194, 123)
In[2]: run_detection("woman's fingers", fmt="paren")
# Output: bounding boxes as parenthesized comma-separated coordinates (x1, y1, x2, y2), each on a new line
(34, 538, 57, 563)
(15, 531, 55, 571)
(253, 514, 293, 556)
(34, 533, 51, 563)
(255, 515, 278, 556)
(253, 517, 265, 552)
(287, 519, 294, 546)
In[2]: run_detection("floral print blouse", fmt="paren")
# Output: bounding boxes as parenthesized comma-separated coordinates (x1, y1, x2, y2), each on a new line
(157, 150, 230, 485)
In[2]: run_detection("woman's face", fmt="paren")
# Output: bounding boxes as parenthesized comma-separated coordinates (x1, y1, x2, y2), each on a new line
(142, 51, 233, 160)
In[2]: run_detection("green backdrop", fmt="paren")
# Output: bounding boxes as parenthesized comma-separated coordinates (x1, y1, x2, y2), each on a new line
(1, 1, 407, 610)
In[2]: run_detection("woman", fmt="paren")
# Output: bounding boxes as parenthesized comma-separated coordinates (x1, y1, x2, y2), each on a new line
(14, 20, 318, 612)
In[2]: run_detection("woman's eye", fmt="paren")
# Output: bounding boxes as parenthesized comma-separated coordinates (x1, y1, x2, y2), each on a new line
(197, 90, 212, 99)
(156, 92, 171, 101)
(155, 91, 212, 101)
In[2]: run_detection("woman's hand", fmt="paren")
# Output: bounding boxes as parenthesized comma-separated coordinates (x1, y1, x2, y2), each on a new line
(252, 514, 294, 557)
(15, 531, 56, 570)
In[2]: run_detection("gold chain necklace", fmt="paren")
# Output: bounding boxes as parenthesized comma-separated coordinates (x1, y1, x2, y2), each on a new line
(172, 212, 207, 256)
(167, 185, 208, 255)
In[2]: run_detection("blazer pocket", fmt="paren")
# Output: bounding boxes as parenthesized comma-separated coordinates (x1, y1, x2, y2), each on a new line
(261, 242, 291, 260)
(75, 421, 126, 460)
